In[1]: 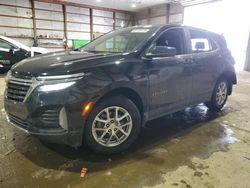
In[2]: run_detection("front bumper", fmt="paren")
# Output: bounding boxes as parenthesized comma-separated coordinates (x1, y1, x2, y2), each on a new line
(6, 113, 81, 146)
(4, 81, 86, 147)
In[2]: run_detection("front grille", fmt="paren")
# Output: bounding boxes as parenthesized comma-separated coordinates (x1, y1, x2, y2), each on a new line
(6, 75, 32, 102)
(8, 113, 28, 128)
(39, 109, 60, 128)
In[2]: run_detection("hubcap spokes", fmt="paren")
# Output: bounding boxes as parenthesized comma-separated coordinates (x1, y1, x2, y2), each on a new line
(92, 106, 133, 147)
(216, 82, 227, 105)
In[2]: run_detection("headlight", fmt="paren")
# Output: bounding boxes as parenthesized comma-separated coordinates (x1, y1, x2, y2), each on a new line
(5, 71, 11, 83)
(38, 82, 75, 92)
(36, 72, 84, 92)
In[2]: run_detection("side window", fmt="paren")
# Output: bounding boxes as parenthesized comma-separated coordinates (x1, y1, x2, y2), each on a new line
(0, 39, 12, 50)
(189, 29, 216, 53)
(147, 28, 186, 55)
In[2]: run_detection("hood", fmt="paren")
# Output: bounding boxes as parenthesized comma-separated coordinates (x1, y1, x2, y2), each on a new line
(11, 50, 128, 76)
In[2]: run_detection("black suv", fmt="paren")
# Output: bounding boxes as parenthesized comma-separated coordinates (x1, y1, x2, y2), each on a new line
(4, 25, 236, 154)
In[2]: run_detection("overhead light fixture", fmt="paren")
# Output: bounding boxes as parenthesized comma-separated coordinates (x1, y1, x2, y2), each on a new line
(96, 0, 102, 2)
(130, 0, 141, 8)
(131, 3, 136, 8)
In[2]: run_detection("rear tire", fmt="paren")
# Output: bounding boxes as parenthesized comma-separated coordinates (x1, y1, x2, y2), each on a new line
(84, 95, 141, 154)
(205, 77, 229, 111)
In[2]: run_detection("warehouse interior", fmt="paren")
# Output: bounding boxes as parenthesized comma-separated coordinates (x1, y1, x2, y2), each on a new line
(1, 0, 249, 69)
(0, 0, 250, 188)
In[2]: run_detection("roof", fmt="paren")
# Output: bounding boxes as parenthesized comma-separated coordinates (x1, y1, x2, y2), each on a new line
(131, 24, 221, 36)
(0, 35, 31, 51)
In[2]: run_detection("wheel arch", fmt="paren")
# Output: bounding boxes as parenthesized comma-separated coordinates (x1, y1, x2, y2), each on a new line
(97, 87, 144, 118)
(218, 71, 237, 95)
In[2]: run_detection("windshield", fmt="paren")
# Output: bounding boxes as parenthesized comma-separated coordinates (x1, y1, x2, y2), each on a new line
(80, 26, 159, 53)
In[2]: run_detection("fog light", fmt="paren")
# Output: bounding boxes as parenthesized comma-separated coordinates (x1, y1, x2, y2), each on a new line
(59, 107, 68, 130)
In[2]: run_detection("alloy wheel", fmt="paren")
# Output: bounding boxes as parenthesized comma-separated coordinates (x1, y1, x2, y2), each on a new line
(92, 106, 133, 147)
(216, 81, 228, 105)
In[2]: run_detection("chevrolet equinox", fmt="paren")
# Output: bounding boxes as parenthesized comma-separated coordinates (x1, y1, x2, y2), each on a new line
(4, 25, 237, 154)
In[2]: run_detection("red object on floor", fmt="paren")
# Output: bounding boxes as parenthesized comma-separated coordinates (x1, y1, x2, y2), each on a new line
(80, 168, 88, 177)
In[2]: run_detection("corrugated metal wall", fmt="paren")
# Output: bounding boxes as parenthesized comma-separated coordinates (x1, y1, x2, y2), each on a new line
(93, 9, 113, 34)
(66, 6, 90, 49)
(115, 12, 132, 30)
(135, 3, 184, 25)
(0, 0, 33, 46)
(34, 1, 64, 51)
(0, 0, 133, 51)
(244, 31, 250, 71)
(169, 4, 184, 24)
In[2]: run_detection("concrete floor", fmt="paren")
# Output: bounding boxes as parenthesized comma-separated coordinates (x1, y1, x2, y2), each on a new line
(0, 72, 250, 188)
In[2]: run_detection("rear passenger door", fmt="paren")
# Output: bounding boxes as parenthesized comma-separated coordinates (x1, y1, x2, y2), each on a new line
(186, 29, 223, 104)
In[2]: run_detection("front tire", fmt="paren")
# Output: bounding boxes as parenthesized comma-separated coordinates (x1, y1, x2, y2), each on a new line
(205, 77, 229, 111)
(84, 95, 141, 154)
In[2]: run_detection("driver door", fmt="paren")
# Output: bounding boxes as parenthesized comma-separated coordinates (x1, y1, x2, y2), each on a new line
(0, 39, 13, 69)
(145, 27, 193, 119)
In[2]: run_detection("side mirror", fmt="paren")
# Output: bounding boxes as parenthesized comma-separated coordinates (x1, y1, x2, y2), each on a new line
(9, 47, 20, 54)
(146, 46, 177, 58)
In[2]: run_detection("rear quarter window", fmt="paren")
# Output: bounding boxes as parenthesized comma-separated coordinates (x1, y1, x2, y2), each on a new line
(189, 29, 217, 53)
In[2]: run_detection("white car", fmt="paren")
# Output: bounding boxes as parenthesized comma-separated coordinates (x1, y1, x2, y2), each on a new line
(0, 35, 49, 70)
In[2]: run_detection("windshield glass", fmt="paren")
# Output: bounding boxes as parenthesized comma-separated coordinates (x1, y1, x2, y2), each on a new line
(80, 26, 159, 53)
